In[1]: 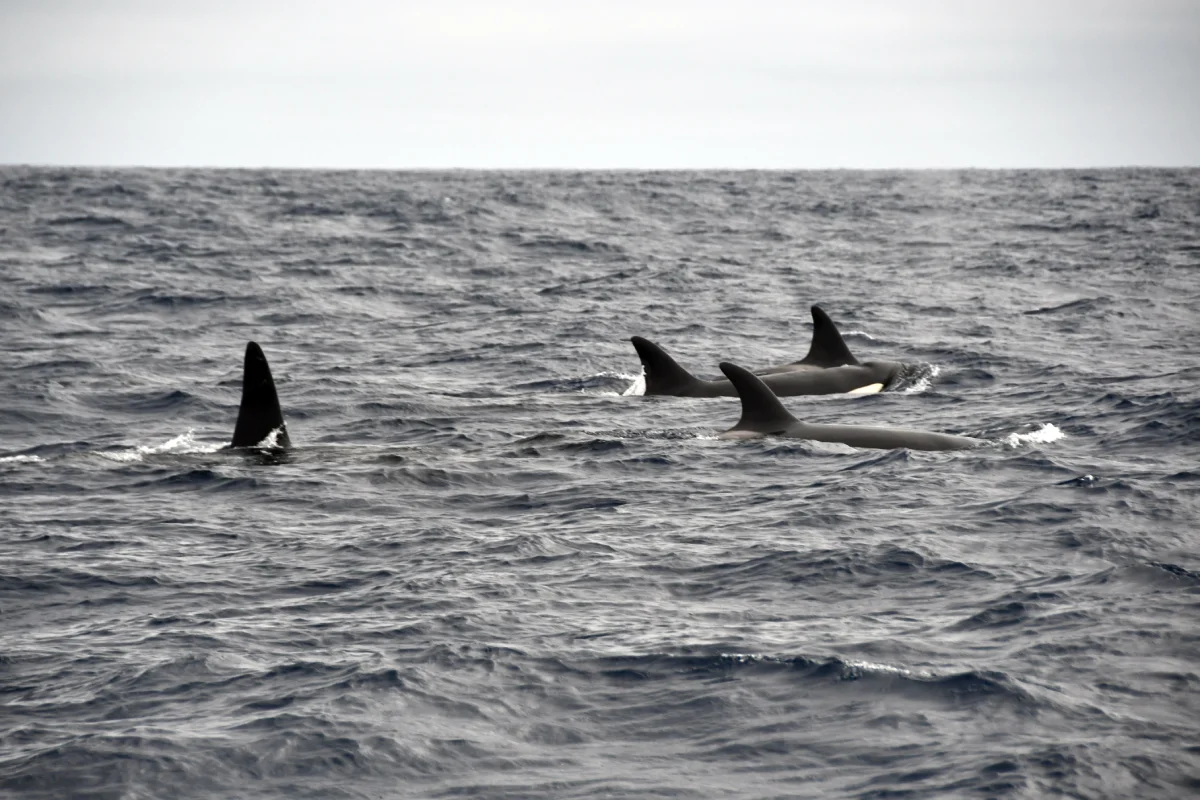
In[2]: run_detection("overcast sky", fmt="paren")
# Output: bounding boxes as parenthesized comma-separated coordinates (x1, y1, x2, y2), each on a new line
(1, 0, 1197, 168)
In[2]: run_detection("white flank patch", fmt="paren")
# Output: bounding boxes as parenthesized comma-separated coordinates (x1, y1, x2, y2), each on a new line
(847, 382, 885, 395)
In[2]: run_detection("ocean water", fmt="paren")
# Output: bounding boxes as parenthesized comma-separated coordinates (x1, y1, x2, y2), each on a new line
(1, 167, 1198, 799)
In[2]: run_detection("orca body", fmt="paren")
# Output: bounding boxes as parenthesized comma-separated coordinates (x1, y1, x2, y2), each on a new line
(228, 341, 291, 449)
(632, 305, 902, 398)
(718, 362, 980, 451)
(631, 340, 901, 398)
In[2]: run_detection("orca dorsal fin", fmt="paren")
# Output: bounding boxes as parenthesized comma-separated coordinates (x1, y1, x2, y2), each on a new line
(631, 336, 704, 396)
(719, 361, 799, 434)
(797, 305, 859, 367)
(230, 341, 291, 448)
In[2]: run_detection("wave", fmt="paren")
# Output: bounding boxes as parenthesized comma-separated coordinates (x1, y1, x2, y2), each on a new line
(1021, 297, 1111, 316)
(574, 651, 1037, 709)
(97, 430, 224, 463)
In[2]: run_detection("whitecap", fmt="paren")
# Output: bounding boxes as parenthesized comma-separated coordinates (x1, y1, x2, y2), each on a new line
(1004, 423, 1065, 447)
(841, 659, 924, 678)
(0, 454, 44, 464)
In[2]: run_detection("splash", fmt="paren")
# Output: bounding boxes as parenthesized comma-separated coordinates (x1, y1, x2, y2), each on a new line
(1003, 423, 1065, 447)
(897, 364, 940, 394)
(99, 429, 225, 463)
(580, 371, 644, 397)
(257, 427, 286, 448)
(622, 370, 646, 397)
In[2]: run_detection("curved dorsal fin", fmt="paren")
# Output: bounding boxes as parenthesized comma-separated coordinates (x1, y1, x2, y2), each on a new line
(631, 336, 703, 396)
(230, 341, 291, 448)
(719, 361, 799, 434)
(797, 305, 859, 367)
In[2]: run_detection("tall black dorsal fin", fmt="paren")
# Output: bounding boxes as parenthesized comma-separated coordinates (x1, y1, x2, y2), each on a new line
(631, 336, 703, 396)
(719, 361, 799, 434)
(230, 341, 291, 448)
(797, 305, 859, 367)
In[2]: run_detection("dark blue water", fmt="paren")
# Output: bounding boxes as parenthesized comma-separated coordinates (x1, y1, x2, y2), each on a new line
(2, 167, 1198, 799)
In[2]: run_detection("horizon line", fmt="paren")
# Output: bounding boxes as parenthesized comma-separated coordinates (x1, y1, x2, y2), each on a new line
(3, 162, 1196, 172)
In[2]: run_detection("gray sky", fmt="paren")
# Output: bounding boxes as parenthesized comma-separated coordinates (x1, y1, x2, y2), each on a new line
(2, 0, 1197, 168)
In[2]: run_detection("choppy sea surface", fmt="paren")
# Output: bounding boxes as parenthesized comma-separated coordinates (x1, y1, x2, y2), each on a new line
(1, 167, 1198, 799)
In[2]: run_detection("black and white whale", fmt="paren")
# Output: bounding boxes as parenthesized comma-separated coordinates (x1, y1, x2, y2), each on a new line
(228, 341, 291, 449)
(631, 305, 904, 398)
(718, 362, 980, 451)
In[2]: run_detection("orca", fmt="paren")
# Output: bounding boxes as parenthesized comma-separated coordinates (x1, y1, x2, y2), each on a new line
(754, 304, 860, 374)
(718, 362, 980, 451)
(228, 341, 291, 449)
(631, 305, 902, 398)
